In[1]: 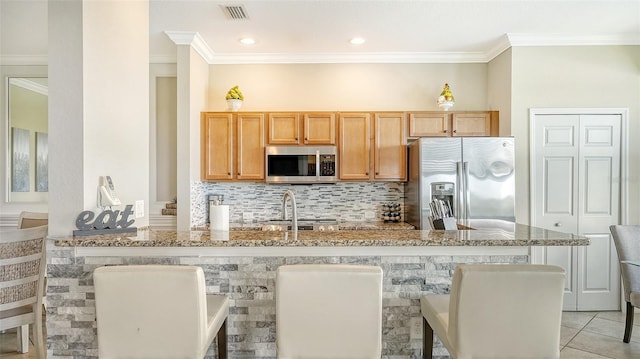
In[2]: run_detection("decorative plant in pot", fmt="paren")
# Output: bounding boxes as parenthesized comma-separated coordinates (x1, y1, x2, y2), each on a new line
(437, 83, 455, 111)
(225, 85, 244, 112)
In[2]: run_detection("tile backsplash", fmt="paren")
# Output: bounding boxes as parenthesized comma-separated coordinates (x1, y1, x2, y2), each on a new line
(191, 181, 405, 227)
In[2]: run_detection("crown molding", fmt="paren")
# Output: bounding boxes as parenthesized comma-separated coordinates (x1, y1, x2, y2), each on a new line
(209, 51, 489, 64)
(164, 31, 215, 64)
(0, 55, 48, 66)
(483, 34, 513, 62)
(506, 33, 640, 47)
(9, 78, 48, 95)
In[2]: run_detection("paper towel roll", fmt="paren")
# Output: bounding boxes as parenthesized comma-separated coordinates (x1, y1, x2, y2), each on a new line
(210, 205, 229, 231)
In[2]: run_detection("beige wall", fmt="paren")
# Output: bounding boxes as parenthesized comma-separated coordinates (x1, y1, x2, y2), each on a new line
(510, 45, 640, 225)
(155, 77, 177, 202)
(207, 63, 490, 112)
(487, 48, 512, 136)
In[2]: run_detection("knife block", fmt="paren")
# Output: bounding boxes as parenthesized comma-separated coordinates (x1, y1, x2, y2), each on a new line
(433, 217, 457, 230)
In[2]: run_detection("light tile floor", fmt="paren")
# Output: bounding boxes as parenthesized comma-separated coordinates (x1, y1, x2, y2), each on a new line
(1, 311, 639, 358)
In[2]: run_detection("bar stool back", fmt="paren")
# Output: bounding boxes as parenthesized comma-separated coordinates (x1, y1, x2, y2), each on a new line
(94, 265, 229, 358)
(276, 264, 383, 359)
(0, 226, 47, 358)
(421, 264, 565, 359)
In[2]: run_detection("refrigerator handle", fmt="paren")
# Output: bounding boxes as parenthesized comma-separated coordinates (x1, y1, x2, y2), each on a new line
(463, 162, 470, 220)
(456, 162, 464, 219)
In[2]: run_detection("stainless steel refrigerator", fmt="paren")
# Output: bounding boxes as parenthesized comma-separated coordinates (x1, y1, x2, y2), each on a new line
(406, 137, 515, 229)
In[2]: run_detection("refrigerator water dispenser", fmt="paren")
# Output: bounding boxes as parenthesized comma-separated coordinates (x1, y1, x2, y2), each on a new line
(431, 182, 455, 216)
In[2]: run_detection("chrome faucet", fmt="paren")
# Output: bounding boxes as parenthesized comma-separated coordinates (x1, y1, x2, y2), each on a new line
(281, 190, 298, 237)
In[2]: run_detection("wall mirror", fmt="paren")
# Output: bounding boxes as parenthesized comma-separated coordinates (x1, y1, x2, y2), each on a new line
(7, 77, 48, 203)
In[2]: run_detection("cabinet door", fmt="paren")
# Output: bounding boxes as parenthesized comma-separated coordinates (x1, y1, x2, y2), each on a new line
(374, 113, 406, 180)
(408, 113, 449, 137)
(303, 113, 335, 144)
(268, 113, 299, 144)
(201, 113, 234, 180)
(452, 113, 491, 136)
(237, 113, 265, 180)
(339, 113, 371, 180)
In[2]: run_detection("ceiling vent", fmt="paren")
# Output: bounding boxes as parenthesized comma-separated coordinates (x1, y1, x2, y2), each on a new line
(221, 5, 249, 20)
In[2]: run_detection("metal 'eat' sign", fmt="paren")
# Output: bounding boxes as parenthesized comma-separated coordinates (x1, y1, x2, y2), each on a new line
(73, 205, 137, 236)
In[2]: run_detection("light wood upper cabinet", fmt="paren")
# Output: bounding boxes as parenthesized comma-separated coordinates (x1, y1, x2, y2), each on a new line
(303, 113, 336, 145)
(451, 113, 491, 137)
(409, 111, 497, 137)
(201, 113, 234, 180)
(268, 113, 300, 144)
(409, 113, 449, 137)
(374, 113, 406, 181)
(237, 113, 265, 180)
(339, 113, 371, 180)
(268, 112, 336, 145)
(201, 112, 265, 181)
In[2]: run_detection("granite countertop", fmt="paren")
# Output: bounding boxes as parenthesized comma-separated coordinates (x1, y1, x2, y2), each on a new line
(197, 221, 415, 231)
(53, 223, 589, 248)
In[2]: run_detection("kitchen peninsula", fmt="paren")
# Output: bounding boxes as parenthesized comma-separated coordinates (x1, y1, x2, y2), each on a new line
(46, 224, 587, 358)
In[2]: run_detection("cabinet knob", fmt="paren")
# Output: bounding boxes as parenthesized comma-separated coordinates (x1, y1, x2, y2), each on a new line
(295, 137, 298, 141)
(366, 172, 369, 176)
(304, 137, 308, 141)
(453, 130, 457, 133)
(227, 172, 231, 175)
(443, 130, 447, 133)
(554, 222, 562, 227)
(375, 172, 379, 175)
(237, 172, 240, 176)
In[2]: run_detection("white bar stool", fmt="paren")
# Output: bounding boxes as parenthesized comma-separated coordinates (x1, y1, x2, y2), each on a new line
(276, 264, 383, 359)
(94, 265, 229, 358)
(421, 264, 565, 359)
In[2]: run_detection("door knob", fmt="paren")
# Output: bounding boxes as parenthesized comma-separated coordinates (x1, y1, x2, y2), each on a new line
(554, 222, 562, 227)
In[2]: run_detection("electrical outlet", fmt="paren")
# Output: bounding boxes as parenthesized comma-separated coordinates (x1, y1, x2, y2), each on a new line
(410, 317, 422, 339)
(243, 212, 254, 221)
(135, 200, 144, 218)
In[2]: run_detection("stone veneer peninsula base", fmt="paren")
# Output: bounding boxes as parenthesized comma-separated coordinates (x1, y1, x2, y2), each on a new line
(46, 224, 587, 358)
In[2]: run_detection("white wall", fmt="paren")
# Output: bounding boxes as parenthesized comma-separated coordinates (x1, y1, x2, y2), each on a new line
(176, 45, 209, 230)
(48, 0, 149, 236)
(207, 63, 489, 112)
(48, 0, 84, 236)
(510, 45, 640, 225)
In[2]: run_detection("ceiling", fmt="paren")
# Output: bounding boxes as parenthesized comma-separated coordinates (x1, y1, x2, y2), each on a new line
(2, 0, 639, 65)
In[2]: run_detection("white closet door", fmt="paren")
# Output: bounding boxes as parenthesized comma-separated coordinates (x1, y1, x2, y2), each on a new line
(576, 115, 620, 310)
(532, 113, 621, 311)
(532, 114, 580, 310)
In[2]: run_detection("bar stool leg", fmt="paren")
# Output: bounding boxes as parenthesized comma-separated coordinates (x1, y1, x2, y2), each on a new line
(217, 319, 228, 359)
(624, 301, 634, 343)
(423, 317, 434, 359)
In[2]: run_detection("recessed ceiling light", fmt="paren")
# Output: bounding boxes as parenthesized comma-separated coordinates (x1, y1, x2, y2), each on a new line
(239, 37, 256, 45)
(350, 37, 365, 45)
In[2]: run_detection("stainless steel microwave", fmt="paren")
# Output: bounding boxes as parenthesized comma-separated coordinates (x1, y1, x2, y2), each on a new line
(265, 146, 338, 183)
